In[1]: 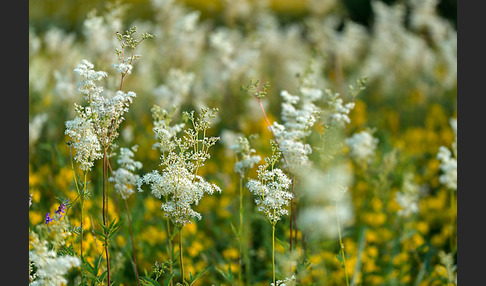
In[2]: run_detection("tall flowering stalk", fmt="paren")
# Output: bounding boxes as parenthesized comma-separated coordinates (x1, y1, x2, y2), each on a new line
(241, 69, 321, 253)
(109, 145, 143, 286)
(138, 105, 221, 284)
(65, 27, 154, 285)
(246, 141, 293, 285)
(229, 135, 261, 285)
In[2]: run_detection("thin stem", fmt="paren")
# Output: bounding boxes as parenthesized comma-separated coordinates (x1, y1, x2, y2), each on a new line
(272, 223, 276, 286)
(166, 218, 174, 286)
(103, 148, 111, 286)
(179, 226, 185, 284)
(336, 201, 349, 286)
(80, 172, 87, 259)
(239, 176, 244, 286)
(125, 199, 141, 286)
(289, 176, 294, 252)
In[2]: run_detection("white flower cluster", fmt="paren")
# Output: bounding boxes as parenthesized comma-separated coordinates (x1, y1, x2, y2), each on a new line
(438, 250, 457, 285)
(395, 173, 420, 218)
(113, 62, 133, 75)
(270, 275, 296, 286)
(324, 89, 355, 125)
(65, 60, 137, 171)
(229, 136, 261, 177)
(29, 233, 80, 286)
(247, 167, 293, 225)
(109, 145, 143, 200)
(138, 107, 221, 227)
(271, 85, 322, 173)
(437, 118, 457, 190)
(345, 130, 378, 165)
(138, 163, 221, 226)
(65, 116, 103, 172)
(151, 105, 186, 153)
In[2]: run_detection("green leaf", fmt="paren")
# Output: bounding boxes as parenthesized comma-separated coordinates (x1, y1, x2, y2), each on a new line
(140, 276, 161, 286)
(163, 273, 174, 286)
(189, 266, 211, 285)
(216, 265, 234, 283)
(275, 237, 289, 251)
(229, 221, 239, 238)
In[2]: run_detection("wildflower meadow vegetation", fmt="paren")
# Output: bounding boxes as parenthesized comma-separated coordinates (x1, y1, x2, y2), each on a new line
(29, 0, 457, 285)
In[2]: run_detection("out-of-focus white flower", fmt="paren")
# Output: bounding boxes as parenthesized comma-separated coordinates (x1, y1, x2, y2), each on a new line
(345, 130, 379, 165)
(437, 118, 457, 191)
(109, 145, 143, 200)
(395, 173, 420, 217)
(229, 136, 261, 177)
(270, 275, 296, 286)
(297, 164, 354, 240)
(29, 233, 80, 286)
(153, 68, 194, 107)
(29, 113, 48, 148)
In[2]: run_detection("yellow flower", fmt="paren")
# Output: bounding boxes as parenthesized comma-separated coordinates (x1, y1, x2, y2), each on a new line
(29, 211, 43, 225)
(416, 221, 430, 235)
(370, 197, 383, 212)
(308, 254, 322, 265)
(185, 221, 198, 235)
(188, 241, 205, 257)
(116, 235, 126, 247)
(222, 247, 239, 260)
(366, 245, 379, 258)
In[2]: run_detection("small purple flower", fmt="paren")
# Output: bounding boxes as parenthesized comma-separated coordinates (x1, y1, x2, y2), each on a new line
(55, 201, 67, 216)
(45, 213, 54, 224)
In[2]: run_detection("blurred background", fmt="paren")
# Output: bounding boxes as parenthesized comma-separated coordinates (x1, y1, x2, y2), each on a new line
(29, 0, 457, 285)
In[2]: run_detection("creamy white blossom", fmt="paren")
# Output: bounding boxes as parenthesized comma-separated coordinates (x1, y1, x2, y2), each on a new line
(65, 116, 103, 172)
(29, 233, 80, 286)
(271, 81, 322, 173)
(229, 136, 261, 176)
(395, 173, 421, 217)
(113, 62, 133, 75)
(247, 166, 293, 224)
(437, 118, 457, 190)
(345, 130, 379, 165)
(138, 107, 221, 227)
(270, 275, 296, 286)
(109, 145, 143, 200)
(297, 164, 354, 239)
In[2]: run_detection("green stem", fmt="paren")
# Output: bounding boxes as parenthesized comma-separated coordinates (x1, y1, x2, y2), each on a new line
(239, 176, 243, 286)
(336, 201, 349, 286)
(166, 218, 174, 286)
(125, 199, 141, 286)
(272, 223, 276, 286)
(103, 148, 111, 286)
(179, 226, 185, 284)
